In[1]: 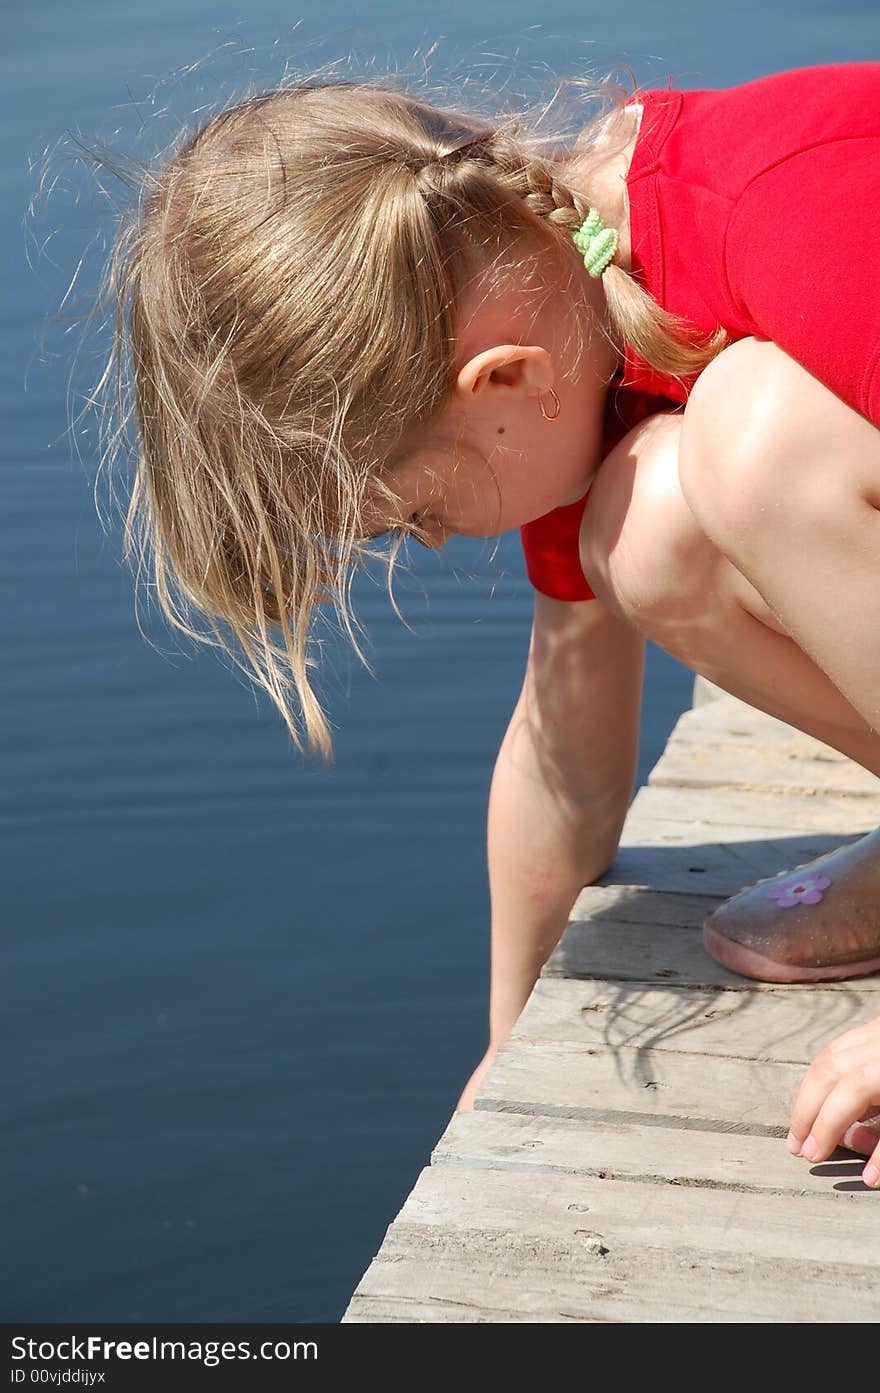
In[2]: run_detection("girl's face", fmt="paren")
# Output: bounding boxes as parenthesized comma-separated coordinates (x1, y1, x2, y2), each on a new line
(377, 263, 623, 550)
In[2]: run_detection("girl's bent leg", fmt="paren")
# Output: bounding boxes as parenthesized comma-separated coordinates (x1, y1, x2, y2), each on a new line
(580, 408, 880, 772)
(678, 336, 880, 741)
(580, 397, 880, 981)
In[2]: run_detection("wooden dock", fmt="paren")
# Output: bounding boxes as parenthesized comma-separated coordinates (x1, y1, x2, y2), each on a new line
(342, 682, 880, 1322)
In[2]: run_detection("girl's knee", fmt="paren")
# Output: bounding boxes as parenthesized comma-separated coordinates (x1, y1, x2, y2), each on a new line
(580, 410, 720, 627)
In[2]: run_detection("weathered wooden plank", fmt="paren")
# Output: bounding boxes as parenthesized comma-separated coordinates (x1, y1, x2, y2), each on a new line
(608, 813, 861, 898)
(431, 1108, 872, 1199)
(671, 698, 852, 747)
(692, 675, 727, 707)
(510, 976, 878, 1063)
(477, 1036, 799, 1134)
(548, 907, 880, 991)
(553, 898, 732, 986)
(673, 700, 880, 794)
(649, 737, 880, 798)
(341, 1167, 880, 1323)
(342, 1252, 878, 1324)
(568, 884, 717, 927)
(628, 781, 880, 833)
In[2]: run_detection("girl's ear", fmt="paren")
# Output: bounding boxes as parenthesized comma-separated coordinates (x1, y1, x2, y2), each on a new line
(455, 344, 554, 400)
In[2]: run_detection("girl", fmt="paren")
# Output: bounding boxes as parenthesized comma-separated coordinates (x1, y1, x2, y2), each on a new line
(96, 60, 880, 1180)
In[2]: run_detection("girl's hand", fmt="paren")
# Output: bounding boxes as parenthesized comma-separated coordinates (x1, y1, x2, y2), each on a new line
(787, 1016, 880, 1187)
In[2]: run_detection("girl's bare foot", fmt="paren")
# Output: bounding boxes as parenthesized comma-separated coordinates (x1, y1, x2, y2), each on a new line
(704, 827, 880, 982)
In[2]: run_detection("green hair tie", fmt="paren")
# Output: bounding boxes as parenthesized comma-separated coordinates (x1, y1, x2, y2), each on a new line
(572, 207, 619, 277)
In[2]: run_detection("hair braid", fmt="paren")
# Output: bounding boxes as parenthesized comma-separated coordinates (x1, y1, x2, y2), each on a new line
(488, 133, 591, 231)
(419, 124, 729, 387)
(434, 124, 729, 387)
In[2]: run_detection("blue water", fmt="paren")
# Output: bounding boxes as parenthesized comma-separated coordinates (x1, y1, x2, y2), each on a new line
(4, 3, 877, 1324)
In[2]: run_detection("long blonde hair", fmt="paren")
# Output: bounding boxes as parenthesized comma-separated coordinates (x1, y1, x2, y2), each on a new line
(78, 64, 728, 762)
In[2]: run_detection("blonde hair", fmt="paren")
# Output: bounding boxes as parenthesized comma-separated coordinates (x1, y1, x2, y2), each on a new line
(75, 62, 729, 763)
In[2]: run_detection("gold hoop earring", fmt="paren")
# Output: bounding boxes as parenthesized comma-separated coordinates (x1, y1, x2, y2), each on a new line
(539, 387, 561, 421)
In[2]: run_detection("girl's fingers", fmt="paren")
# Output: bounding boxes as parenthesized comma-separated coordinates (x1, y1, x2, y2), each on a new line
(788, 1045, 862, 1151)
(843, 1120, 880, 1157)
(863, 1137, 880, 1190)
(797, 1069, 880, 1162)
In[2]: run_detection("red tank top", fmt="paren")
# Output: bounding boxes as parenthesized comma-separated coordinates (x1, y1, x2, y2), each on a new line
(520, 62, 880, 601)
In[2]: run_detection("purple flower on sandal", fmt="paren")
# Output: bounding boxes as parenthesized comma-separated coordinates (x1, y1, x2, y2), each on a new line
(767, 872, 832, 908)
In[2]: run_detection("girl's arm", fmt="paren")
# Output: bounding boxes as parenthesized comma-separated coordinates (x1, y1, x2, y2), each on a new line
(456, 587, 644, 1110)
